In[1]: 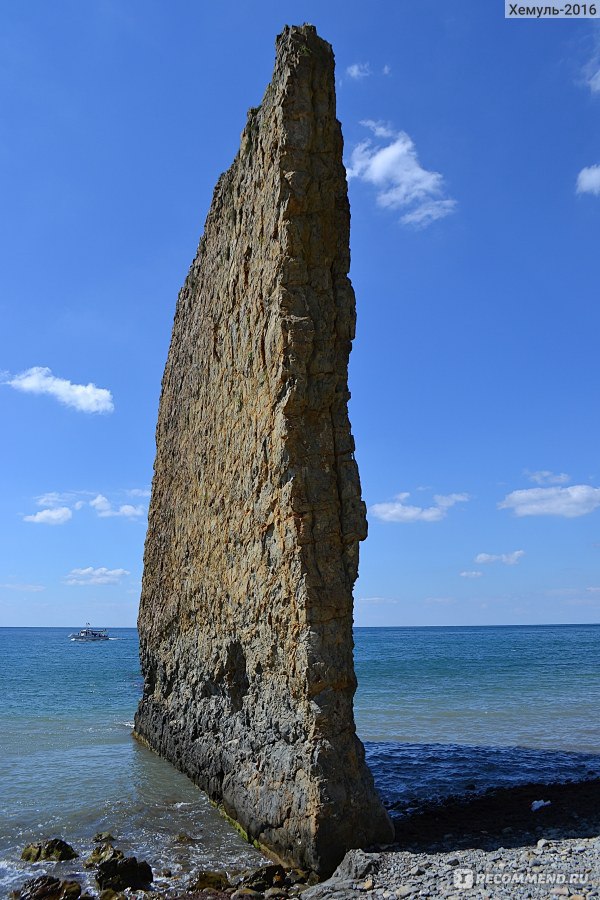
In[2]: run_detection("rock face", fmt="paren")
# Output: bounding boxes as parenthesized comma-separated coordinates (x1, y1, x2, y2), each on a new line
(134, 23, 393, 876)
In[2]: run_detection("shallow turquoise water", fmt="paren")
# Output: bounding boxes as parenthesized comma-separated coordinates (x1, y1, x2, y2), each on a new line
(0, 628, 267, 894)
(1, 625, 599, 892)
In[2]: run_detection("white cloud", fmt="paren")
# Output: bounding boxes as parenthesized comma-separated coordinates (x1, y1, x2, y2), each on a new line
(475, 551, 525, 566)
(24, 507, 72, 525)
(400, 199, 458, 227)
(65, 566, 130, 585)
(576, 165, 600, 196)
(36, 492, 67, 507)
(27, 490, 147, 523)
(383, 64, 391, 76)
(90, 495, 112, 515)
(90, 494, 145, 519)
(34, 490, 95, 509)
(499, 485, 600, 518)
(126, 488, 151, 498)
(435, 493, 470, 509)
(526, 470, 570, 485)
(424, 596, 455, 605)
(356, 596, 401, 605)
(460, 571, 483, 578)
(346, 62, 370, 80)
(347, 122, 456, 228)
(582, 39, 600, 95)
(359, 118, 396, 139)
(5, 366, 113, 413)
(0, 583, 45, 592)
(590, 72, 600, 93)
(371, 491, 469, 523)
(587, 586, 600, 593)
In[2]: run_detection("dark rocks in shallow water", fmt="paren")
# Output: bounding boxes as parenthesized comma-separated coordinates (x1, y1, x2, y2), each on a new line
(21, 840, 78, 863)
(83, 842, 124, 868)
(174, 830, 202, 845)
(11, 875, 81, 899)
(95, 855, 153, 891)
(93, 832, 115, 843)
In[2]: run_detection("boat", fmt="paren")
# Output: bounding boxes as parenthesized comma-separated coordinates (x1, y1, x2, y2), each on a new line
(69, 623, 110, 642)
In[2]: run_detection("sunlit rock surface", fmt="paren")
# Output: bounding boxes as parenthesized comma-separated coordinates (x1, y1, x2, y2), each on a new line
(135, 23, 393, 876)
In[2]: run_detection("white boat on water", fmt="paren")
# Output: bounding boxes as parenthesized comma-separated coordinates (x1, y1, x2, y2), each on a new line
(69, 623, 110, 642)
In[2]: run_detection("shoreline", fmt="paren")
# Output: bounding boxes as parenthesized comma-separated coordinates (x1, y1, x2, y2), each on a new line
(10, 778, 600, 898)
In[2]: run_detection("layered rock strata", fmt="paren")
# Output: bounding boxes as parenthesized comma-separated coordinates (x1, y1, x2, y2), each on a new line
(135, 23, 393, 876)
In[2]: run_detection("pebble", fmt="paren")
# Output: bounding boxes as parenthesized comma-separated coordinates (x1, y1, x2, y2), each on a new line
(303, 830, 600, 899)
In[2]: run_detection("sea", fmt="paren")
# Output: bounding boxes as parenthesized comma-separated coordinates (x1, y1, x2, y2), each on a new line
(1, 624, 599, 894)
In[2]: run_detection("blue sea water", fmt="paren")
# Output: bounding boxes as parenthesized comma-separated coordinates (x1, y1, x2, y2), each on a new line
(1, 625, 599, 893)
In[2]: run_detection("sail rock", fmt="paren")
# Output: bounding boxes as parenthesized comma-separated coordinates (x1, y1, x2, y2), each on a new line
(134, 23, 393, 876)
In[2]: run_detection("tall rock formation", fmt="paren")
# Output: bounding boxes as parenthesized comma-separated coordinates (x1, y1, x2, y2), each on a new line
(135, 23, 393, 876)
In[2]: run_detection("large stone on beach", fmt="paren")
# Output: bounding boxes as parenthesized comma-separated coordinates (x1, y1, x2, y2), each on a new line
(186, 870, 230, 891)
(11, 875, 81, 899)
(134, 22, 393, 876)
(21, 840, 78, 863)
(240, 864, 287, 891)
(95, 855, 153, 891)
(83, 842, 124, 868)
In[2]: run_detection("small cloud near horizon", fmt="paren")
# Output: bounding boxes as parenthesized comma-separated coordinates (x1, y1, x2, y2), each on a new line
(371, 491, 469, 523)
(34, 490, 94, 509)
(91, 494, 145, 519)
(126, 488, 151, 498)
(22, 489, 147, 525)
(356, 596, 401, 605)
(475, 550, 525, 566)
(65, 566, 130, 585)
(4, 366, 113, 413)
(499, 485, 600, 518)
(460, 570, 483, 578)
(24, 507, 72, 525)
(424, 596, 455, 605)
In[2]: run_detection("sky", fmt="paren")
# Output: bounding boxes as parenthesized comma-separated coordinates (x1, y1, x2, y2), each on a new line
(1, 1, 600, 628)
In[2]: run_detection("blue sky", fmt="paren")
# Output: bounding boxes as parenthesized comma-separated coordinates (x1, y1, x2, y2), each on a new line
(2, 0, 600, 627)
